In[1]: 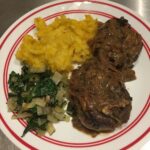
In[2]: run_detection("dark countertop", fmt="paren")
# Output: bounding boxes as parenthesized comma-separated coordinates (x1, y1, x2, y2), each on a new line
(0, 0, 149, 149)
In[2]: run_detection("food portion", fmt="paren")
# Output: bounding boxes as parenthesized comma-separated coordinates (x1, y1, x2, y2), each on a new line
(8, 66, 69, 136)
(68, 17, 143, 136)
(7, 15, 143, 137)
(68, 58, 132, 136)
(8, 15, 99, 137)
(89, 17, 143, 81)
(16, 15, 98, 72)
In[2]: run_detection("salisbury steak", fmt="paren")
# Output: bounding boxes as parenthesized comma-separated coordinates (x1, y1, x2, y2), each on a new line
(89, 17, 143, 81)
(69, 59, 132, 136)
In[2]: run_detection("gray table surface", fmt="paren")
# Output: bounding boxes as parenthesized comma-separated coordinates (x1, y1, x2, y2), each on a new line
(0, 0, 149, 149)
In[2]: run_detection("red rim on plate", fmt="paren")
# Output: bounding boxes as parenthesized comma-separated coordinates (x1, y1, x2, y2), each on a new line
(0, 0, 150, 149)
(3, 9, 150, 147)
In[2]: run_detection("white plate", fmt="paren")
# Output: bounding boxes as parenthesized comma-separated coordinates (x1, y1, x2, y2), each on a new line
(0, 0, 150, 150)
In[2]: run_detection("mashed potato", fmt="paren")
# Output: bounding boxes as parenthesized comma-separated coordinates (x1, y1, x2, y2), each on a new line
(16, 15, 98, 72)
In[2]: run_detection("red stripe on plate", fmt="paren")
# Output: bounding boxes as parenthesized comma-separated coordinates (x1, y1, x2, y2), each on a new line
(90, 0, 150, 31)
(0, 0, 150, 149)
(0, 114, 37, 150)
(142, 39, 150, 58)
(3, 10, 150, 147)
(121, 128, 150, 150)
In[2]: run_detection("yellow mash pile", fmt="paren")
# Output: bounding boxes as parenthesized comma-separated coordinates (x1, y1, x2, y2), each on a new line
(16, 15, 98, 72)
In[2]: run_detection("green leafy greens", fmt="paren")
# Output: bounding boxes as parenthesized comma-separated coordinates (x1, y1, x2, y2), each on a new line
(8, 66, 69, 137)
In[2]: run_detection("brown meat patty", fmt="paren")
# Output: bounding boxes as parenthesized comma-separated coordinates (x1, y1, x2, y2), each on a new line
(89, 17, 143, 81)
(68, 59, 132, 136)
